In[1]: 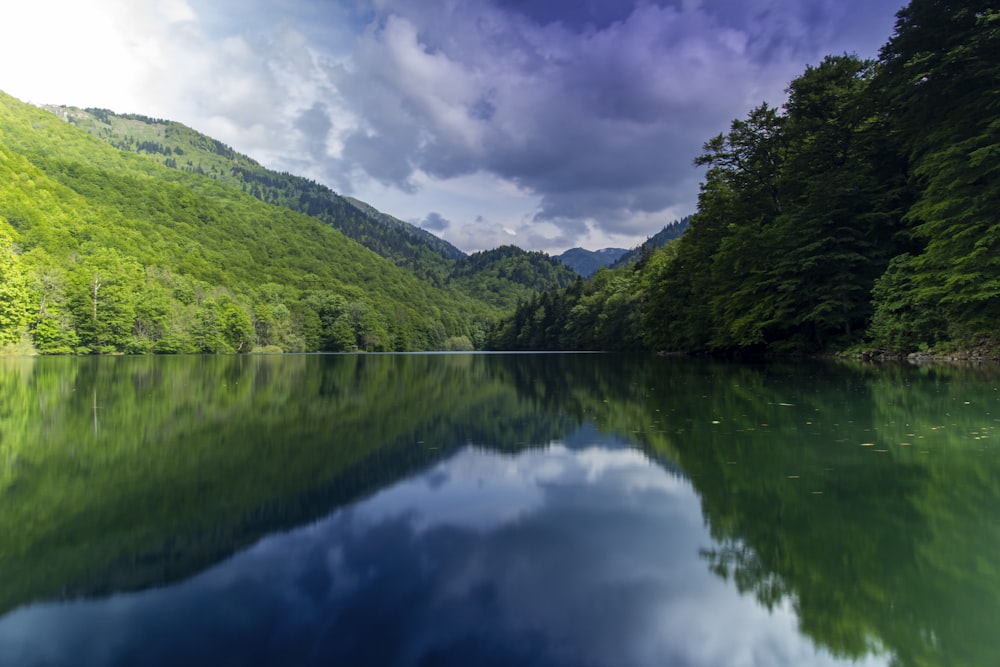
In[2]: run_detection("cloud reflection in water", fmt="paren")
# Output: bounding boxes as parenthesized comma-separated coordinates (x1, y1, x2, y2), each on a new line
(0, 444, 888, 667)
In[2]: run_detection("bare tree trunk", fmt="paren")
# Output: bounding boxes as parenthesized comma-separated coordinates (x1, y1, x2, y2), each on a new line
(91, 272, 102, 346)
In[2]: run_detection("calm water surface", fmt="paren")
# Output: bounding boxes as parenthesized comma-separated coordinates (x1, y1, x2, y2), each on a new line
(0, 353, 998, 666)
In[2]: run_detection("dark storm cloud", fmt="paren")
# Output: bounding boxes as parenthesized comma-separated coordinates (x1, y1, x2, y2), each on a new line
(294, 102, 332, 161)
(497, 0, 653, 30)
(420, 211, 451, 232)
(330, 0, 904, 238)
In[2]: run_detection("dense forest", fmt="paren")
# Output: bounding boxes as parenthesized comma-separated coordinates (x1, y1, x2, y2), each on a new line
(490, 0, 999, 356)
(0, 91, 511, 354)
(0, 93, 582, 354)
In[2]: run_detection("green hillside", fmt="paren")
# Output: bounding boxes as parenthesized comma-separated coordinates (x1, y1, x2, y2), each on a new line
(47, 105, 576, 311)
(0, 91, 497, 353)
(47, 105, 465, 284)
(448, 245, 579, 310)
(609, 216, 690, 270)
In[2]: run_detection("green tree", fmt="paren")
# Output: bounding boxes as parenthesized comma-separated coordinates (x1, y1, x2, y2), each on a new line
(220, 297, 255, 353)
(190, 296, 254, 353)
(67, 247, 144, 353)
(191, 298, 229, 353)
(873, 1, 1000, 343)
(0, 223, 30, 345)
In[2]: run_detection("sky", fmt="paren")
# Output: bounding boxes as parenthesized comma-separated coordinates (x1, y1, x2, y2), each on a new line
(0, 0, 907, 254)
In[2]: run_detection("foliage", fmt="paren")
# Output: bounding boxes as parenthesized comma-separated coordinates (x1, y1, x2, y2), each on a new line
(0, 221, 30, 344)
(448, 245, 579, 311)
(493, 0, 997, 355)
(0, 91, 503, 353)
(488, 266, 647, 351)
(870, 1, 1000, 346)
(643, 54, 910, 353)
(54, 106, 569, 308)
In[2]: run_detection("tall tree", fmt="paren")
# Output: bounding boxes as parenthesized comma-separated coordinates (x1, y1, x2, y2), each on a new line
(872, 1, 1000, 343)
(67, 246, 144, 352)
(0, 223, 30, 344)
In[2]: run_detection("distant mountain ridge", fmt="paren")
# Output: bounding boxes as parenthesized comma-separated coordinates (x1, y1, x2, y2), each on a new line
(344, 196, 465, 261)
(555, 218, 690, 277)
(557, 247, 628, 277)
(610, 217, 691, 269)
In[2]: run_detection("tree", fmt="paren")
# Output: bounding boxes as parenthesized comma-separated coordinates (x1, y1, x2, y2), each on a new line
(191, 296, 254, 353)
(67, 247, 144, 353)
(695, 103, 787, 217)
(752, 55, 895, 349)
(873, 1, 1000, 342)
(0, 224, 30, 344)
(220, 298, 255, 352)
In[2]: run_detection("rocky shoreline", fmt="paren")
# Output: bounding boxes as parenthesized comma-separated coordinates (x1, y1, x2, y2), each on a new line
(858, 346, 1000, 363)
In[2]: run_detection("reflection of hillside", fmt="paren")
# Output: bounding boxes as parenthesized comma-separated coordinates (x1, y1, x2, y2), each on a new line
(611, 359, 1000, 667)
(0, 354, 618, 614)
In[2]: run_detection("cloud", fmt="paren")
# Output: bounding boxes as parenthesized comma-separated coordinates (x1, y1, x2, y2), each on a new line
(418, 211, 451, 232)
(325, 0, 902, 242)
(0, 0, 905, 251)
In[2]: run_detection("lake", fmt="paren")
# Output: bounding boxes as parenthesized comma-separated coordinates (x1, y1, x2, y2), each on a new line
(0, 353, 997, 666)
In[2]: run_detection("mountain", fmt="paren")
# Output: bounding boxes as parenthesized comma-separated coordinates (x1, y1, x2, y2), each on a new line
(557, 247, 628, 278)
(554, 218, 691, 278)
(610, 217, 690, 270)
(44, 105, 464, 284)
(45, 104, 570, 310)
(0, 90, 497, 353)
(449, 245, 580, 310)
(343, 196, 465, 261)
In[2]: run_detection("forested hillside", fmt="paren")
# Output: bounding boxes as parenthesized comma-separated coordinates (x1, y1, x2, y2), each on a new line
(49, 106, 464, 283)
(0, 91, 497, 353)
(448, 245, 579, 310)
(609, 217, 690, 270)
(52, 106, 573, 306)
(490, 0, 999, 356)
(557, 247, 627, 278)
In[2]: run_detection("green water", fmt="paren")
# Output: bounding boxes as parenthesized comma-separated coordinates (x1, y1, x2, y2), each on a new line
(0, 354, 997, 666)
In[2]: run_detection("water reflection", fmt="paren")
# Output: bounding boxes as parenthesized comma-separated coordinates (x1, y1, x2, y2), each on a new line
(0, 354, 998, 666)
(0, 444, 883, 667)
